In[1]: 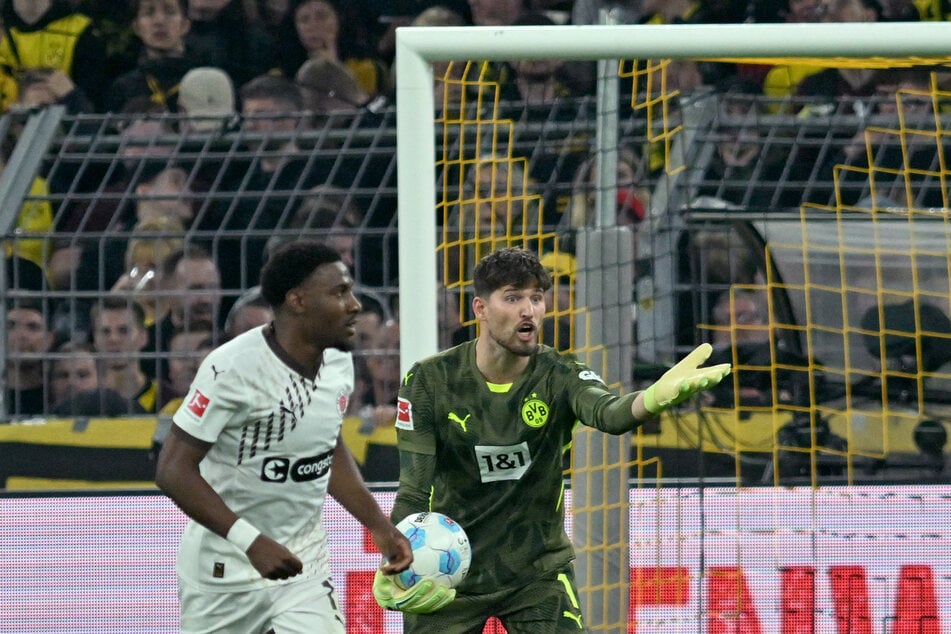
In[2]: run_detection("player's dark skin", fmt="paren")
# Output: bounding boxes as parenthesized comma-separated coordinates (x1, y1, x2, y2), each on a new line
(156, 260, 412, 580)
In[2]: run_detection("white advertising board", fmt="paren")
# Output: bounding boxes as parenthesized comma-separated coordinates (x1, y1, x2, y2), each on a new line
(0, 486, 947, 632)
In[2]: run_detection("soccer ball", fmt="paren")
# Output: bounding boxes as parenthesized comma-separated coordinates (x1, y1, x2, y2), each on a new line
(394, 511, 471, 590)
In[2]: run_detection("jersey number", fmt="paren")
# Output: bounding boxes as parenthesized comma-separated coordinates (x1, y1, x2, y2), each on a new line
(474, 442, 531, 482)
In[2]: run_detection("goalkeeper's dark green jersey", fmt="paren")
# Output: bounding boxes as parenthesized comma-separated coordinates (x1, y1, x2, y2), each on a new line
(391, 340, 640, 594)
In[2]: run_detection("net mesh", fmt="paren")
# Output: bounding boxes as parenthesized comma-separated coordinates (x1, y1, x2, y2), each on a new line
(428, 55, 951, 630)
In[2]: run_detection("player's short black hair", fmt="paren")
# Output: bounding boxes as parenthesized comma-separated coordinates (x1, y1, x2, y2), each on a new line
(473, 247, 552, 298)
(260, 240, 342, 307)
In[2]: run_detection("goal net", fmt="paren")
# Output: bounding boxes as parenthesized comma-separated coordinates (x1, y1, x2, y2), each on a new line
(395, 21, 951, 632)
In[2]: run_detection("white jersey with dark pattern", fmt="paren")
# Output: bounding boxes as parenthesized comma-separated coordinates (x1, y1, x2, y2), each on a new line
(172, 326, 353, 592)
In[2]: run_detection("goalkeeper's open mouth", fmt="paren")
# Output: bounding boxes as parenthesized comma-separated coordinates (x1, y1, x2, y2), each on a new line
(516, 321, 537, 341)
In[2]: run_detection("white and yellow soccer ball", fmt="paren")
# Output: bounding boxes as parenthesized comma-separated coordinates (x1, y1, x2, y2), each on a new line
(394, 511, 472, 590)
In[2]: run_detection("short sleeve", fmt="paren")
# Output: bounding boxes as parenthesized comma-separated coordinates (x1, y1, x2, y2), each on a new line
(172, 353, 248, 443)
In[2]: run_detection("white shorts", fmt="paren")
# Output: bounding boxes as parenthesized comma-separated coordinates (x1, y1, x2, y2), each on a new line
(179, 575, 345, 634)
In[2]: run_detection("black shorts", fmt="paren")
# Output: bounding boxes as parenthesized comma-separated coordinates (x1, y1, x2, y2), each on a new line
(401, 564, 585, 634)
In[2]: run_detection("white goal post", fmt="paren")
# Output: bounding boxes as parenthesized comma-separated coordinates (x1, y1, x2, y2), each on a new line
(394, 20, 951, 373)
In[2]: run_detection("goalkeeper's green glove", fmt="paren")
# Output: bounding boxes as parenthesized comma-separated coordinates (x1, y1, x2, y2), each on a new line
(372, 570, 456, 613)
(643, 343, 731, 415)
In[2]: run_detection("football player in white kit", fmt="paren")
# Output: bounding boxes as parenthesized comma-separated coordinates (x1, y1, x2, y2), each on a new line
(156, 240, 440, 633)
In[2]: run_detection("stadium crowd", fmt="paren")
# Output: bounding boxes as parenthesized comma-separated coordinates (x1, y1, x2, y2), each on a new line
(2, 0, 949, 434)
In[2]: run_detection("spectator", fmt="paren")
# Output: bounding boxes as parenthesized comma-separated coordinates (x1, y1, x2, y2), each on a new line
(49, 101, 180, 277)
(468, 0, 525, 26)
(0, 0, 108, 112)
(564, 146, 648, 230)
(351, 293, 386, 352)
(1, 152, 54, 293)
(760, 0, 831, 110)
(296, 56, 371, 113)
(257, 0, 293, 38)
(394, 5, 469, 113)
(368, 0, 471, 66)
(48, 340, 145, 417)
(70, 0, 140, 83)
(438, 286, 472, 349)
(159, 329, 214, 412)
(264, 184, 367, 279)
(828, 67, 936, 208)
(104, 0, 202, 113)
(504, 12, 581, 102)
(48, 341, 100, 409)
(203, 74, 332, 292)
(4, 298, 54, 417)
(859, 299, 951, 404)
(50, 161, 193, 299)
(706, 288, 817, 409)
(10, 67, 96, 114)
(111, 216, 187, 329)
(156, 245, 223, 350)
(185, 0, 277, 88)
(177, 66, 236, 132)
(695, 79, 801, 209)
(358, 317, 400, 425)
(444, 154, 543, 283)
(146, 244, 221, 384)
(90, 295, 159, 413)
(347, 293, 387, 418)
(276, 0, 386, 96)
(293, 59, 397, 284)
(222, 285, 273, 340)
(793, 0, 884, 117)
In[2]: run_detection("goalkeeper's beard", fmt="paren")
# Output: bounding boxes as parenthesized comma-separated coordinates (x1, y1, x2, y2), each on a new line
(489, 330, 538, 357)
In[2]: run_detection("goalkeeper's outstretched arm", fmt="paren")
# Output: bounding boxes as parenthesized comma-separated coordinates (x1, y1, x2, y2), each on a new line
(636, 343, 731, 418)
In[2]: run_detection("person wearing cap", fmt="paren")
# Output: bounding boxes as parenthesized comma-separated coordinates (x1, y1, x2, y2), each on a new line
(178, 66, 236, 132)
(104, 0, 207, 113)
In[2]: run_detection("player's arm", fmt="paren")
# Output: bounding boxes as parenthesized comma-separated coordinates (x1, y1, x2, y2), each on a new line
(390, 449, 437, 523)
(372, 367, 454, 614)
(155, 423, 303, 580)
(327, 433, 412, 574)
(371, 450, 453, 613)
(573, 343, 730, 433)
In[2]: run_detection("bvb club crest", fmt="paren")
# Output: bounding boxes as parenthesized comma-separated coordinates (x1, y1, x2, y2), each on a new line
(521, 393, 549, 428)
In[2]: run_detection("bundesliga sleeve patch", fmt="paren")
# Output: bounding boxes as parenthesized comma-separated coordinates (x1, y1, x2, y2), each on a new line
(186, 389, 210, 418)
(395, 397, 414, 430)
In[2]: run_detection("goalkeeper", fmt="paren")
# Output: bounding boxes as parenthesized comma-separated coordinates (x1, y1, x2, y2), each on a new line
(374, 247, 730, 632)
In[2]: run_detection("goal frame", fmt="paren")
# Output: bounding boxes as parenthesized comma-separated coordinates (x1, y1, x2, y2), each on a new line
(392, 20, 951, 631)
(394, 20, 951, 373)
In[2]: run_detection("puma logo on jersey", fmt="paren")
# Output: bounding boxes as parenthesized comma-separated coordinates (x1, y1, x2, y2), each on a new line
(279, 405, 297, 418)
(448, 411, 470, 432)
(211, 365, 226, 380)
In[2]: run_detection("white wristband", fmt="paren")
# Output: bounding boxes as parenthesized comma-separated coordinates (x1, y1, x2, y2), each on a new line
(226, 518, 261, 552)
